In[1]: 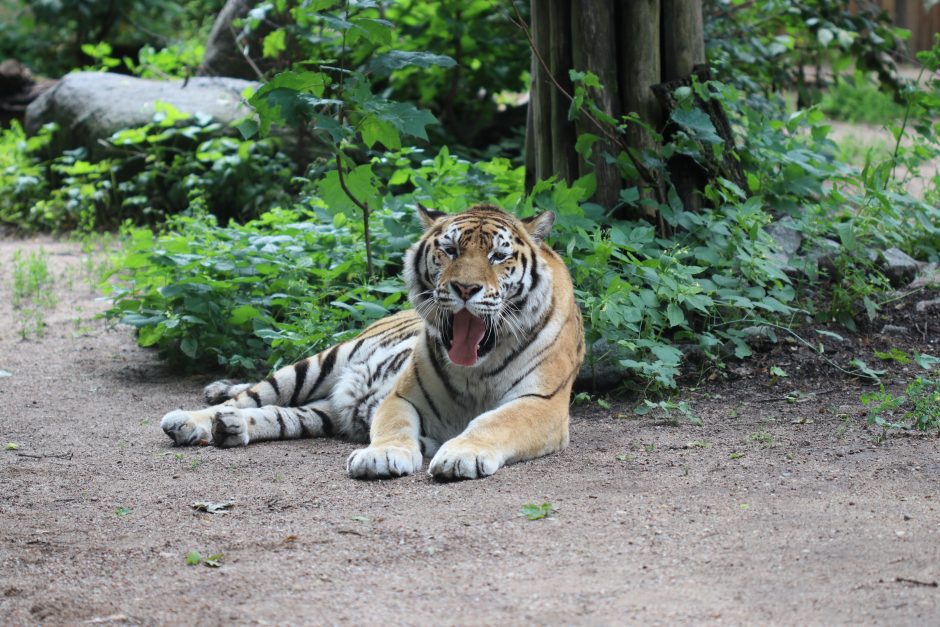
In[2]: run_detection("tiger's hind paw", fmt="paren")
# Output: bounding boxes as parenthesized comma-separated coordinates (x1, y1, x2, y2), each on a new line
(161, 410, 211, 446)
(211, 410, 250, 448)
(204, 380, 239, 404)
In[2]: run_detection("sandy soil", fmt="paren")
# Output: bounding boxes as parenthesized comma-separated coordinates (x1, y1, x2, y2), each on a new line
(1, 235, 939, 626)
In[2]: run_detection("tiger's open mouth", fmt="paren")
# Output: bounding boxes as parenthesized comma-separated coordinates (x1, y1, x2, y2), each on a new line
(442, 309, 496, 366)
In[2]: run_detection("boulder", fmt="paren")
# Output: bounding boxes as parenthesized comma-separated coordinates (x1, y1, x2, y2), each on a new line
(25, 72, 257, 158)
(876, 247, 922, 288)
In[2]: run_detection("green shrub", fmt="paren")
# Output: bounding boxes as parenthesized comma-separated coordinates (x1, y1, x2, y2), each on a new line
(0, 104, 295, 232)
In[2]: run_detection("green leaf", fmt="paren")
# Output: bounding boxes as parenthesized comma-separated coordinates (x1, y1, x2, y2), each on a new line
(368, 50, 456, 74)
(671, 107, 722, 144)
(262, 29, 286, 58)
(360, 115, 401, 149)
(365, 100, 438, 141)
(234, 118, 259, 140)
(204, 553, 224, 568)
(666, 302, 686, 327)
(350, 17, 393, 45)
(228, 305, 262, 325)
(521, 502, 553, 521)
(914, 353, 940, 371)
(180, 337, 199, 359)
(575, 133, 599, 158)
(186, 551, 202, 566)
(318, 163, 382, 216)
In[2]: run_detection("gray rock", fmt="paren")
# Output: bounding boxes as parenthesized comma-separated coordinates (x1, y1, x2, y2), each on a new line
(766, 218, 803, 257)
(915, 298, 940, 314)
(577, 339, 628, 391)
(877, 247, 922, 288)
(804, 237, 841, 278)
(879, 324, 909, 336)
(909, 262, 940, 290)
(25, 72, 257, 157)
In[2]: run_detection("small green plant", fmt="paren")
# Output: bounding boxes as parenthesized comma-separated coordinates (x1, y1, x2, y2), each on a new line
(11, 248, 57, 339)
(521, 502, 554, 521)
(185, 550, 224, 568)
(862, 378, 940, 435)
(749, 430, 776, 448)
(115, 506, 131, 517)
(634, 399, 702, 426)
(820, 73, 906, 124)
(5, 442, 21, 450)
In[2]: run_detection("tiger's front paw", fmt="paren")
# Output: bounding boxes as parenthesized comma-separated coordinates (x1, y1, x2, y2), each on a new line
(161, 410, 211, 446)
(347, 445, 422, 479)
(211, 409, 250, 448)
(428, 440, 501, 480)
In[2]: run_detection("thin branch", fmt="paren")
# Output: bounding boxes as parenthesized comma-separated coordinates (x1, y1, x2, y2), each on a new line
(227, 23, 266, 81)
(334, 150, 373, 277)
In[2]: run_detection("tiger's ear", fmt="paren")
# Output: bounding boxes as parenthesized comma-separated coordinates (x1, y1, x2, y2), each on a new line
(416, 203, 446, 228)
(522, 211, 555, 245)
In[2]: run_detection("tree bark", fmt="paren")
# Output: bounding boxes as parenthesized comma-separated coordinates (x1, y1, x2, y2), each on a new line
(525, 0, 710, 215)
(617, 0, 661, 156)
(548, 0, 578, 185)
(572, 0, 621, 210)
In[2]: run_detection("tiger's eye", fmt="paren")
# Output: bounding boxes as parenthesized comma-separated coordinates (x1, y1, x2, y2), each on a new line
(490, 250, 509, 263)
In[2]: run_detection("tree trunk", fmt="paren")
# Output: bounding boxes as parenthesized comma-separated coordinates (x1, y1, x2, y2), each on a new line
(524, 0, 709, 215)
(572, 0, 621, 211)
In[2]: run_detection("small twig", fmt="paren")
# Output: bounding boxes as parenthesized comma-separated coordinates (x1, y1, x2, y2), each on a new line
(894, 577, 938, 588)
(887, 66, 927, 189)
(752, 389, 840, 404)
(334, 151, 373, 277)
(17, 451, 73, 460)
(228, 23, 266, 81)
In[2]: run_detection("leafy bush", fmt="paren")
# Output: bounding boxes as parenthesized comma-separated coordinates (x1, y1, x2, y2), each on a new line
(0, 0, 222, 76)
(819, 73, 906, 124)
(0, 104, 295, 231)
(106, 204, 411, 373)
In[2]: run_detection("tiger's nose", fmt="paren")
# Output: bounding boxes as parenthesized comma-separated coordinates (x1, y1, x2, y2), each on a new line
(450, 281, 483, 301)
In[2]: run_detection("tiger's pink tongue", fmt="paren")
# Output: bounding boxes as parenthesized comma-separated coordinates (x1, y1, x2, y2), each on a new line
(449, 309, 486, 366)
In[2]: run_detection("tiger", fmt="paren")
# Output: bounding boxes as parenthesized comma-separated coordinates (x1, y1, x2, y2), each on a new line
(160, 203, 585, 480)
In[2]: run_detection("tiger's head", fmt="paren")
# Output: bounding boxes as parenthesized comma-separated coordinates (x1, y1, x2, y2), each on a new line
(404, 203, 556, 367)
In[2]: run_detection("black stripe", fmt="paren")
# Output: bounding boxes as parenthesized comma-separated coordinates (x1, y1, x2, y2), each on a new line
(312, 408, 334, 436)
(426, 329, 461, 399)
(395, 391, 426, 438)
(347, 336, 366, 361)
(247, 389, 262, 407)
(265, 375, 280, 398)
(367, 315, 421, 339)
(505, 350, 553, 394)
(415, 364, 442, 424)
(304, 345, 339, 404)
(511, 364, 580, 402)
(374, 348, 412, 383)
(275, 409, 286, 438)
(528, 248, 540, 293)
(289, 360, 310, 407)
(485, 300, 556, 378)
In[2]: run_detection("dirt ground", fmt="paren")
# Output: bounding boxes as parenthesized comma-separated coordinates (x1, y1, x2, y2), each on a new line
(1, 235, 938, 626)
